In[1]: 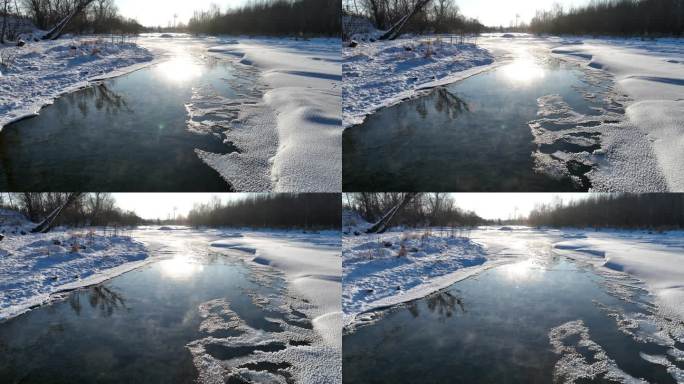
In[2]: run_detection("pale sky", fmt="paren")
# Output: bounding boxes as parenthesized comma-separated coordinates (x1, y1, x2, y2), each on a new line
(111, 193, 251, 220)
(116, 0, 247, 27)
(451, 193, 590, 220)
(457, 0, 591, 27)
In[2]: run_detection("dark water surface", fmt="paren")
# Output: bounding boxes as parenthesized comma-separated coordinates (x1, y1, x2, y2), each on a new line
(0, 245, 281, 383)
(343, 57, 610, 192)
(343, 259, 676, 384)
(0, 57, 246, 191)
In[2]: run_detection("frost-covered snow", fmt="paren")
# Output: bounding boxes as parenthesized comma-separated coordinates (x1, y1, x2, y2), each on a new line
(547, 37, 684, 192)
(210, 230, 342, 351)
(0, 211, 148, 320)
(0, 37, 154, 129)
(343, 36, 495, 127)
(200, 38, 342, 192)
(553, 229, 684, 324)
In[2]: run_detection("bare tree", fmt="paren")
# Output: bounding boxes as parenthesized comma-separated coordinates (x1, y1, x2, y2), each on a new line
(379, 0, 432, 40)
(42, 0, 94, 40)
(31, 192, 83, 233)
(366, 192, 417, 233)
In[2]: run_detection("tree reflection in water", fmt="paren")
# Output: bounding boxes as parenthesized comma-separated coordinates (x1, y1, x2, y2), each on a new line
(74, 84, 132, 117)
(406, 291, 465, 320)
(69, 285, 128, 317)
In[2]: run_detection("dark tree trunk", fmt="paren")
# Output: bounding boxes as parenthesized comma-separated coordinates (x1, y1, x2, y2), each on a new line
(379, 0, 431, 40)
(42, 0, 94, 40)
(31, 193, 83, 233)
(366, 193, 417, 234)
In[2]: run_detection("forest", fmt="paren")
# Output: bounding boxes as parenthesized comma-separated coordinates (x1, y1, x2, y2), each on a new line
(187, 0, 341, 36)
(0, 193, 144, 228)
(529, 0, 684, 36)
(0, 0, 143, 42)
(345, 193, 486, 228)
(343, 0, 484, 36)
(184, 194, 341, 229)
(527, 194, 684, 229)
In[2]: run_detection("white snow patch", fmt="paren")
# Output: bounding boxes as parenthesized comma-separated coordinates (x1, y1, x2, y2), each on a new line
(204, 38, 341, 192)
(210, 230, 342, 351)
(549, 319, 647, 384)
(553, 230, 684, 324)
(550, 37, 684, 191)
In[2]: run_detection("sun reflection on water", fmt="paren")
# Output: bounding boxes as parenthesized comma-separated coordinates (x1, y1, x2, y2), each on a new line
(502, 56, 545, 84)
(154, 57, 204, 84)
(501, 259, 539, 282)
(159, 257, 203, 280)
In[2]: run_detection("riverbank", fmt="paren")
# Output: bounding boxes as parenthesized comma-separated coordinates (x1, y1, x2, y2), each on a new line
(0, 36, 154, 129)
(0, 210, 149, 321)
(200, 37, 342, 192)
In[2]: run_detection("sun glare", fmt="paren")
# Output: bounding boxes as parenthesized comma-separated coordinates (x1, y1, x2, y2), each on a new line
(501, 259, 539, 282)
(160, 257, 204, 280)
(501, 56, 545, 84)
(154, 57, 204, 84)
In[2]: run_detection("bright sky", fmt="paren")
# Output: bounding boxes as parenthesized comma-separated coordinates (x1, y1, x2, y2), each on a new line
(457, 0, 592, 27)
(116, 0, 247, 27)
(111, 193, 251, 220)
(451, 193, 590, 220)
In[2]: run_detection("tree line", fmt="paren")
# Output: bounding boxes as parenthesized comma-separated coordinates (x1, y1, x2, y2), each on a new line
(187, 0, 341, 36)
(184, 194, 341, 229)
(1, 0, 143, 43)
(343, 0, 485, 37)
(345, 193, 485, 228)
(0, 193, 143, 228)
(527, 194, 684, 229)
(529, 0, 684, 36)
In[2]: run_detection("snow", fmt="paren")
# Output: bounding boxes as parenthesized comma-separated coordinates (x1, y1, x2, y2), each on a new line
(548, 37, 684, 192)
(343, 36, 495, 128)
(553, 229, 684, 324)
(201, 38, 342, 192)
(344, 224, 684, 334)
(209, 230, 342, 352)
(343, 227, 508, 328)
(0, 37, 154, 129)
(0, 211, 149, 320)
(549, 319, 648, 384)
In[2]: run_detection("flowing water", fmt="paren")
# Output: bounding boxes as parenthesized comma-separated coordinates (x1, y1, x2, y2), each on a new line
(0, 230, 313, 384)
(0, 38, 257, 192)
(343, 51, 621, 192)
(343, 258, 683, 384)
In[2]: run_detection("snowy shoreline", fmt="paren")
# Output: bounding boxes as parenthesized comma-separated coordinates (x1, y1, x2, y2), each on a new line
(343, 37, 496, 128)
(201, 37, 342, 192)
(0, 37, 155, 129)
(209, 230, 342, 351)
(343, 225, 684, 331)
(0, 224, 150, 321)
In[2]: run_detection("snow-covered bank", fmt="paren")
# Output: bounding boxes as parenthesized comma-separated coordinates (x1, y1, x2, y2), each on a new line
(209, 230, 342, 351)
(553, 229, 684, 323)
(0, 212, 148, 320)
(343, 37, 495, 128)
(343, 230, 490, 327)
(341, 224, 560, 328)
(201, 38, 341, 192)
(549, 38, 684, 191)
(344, 224, 684, 334)
(0, 37, 154, 129)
